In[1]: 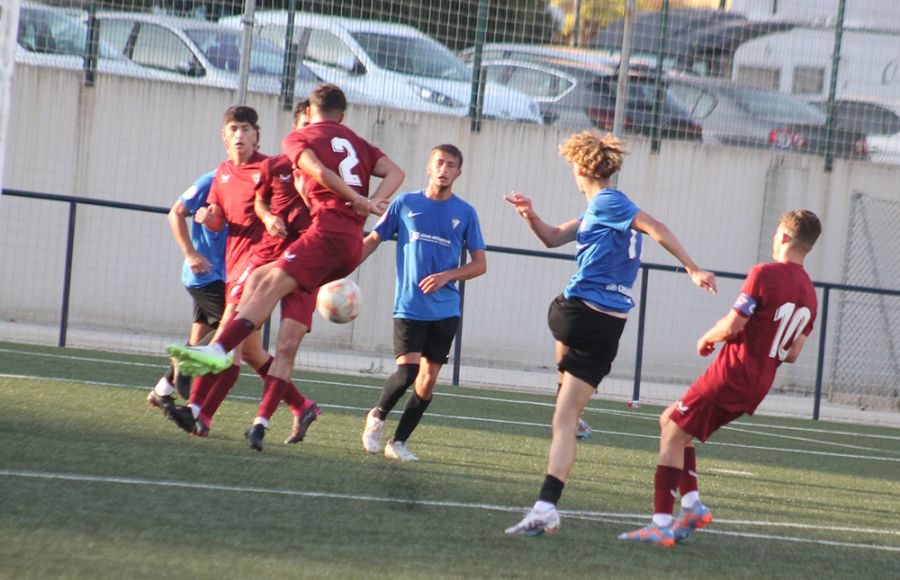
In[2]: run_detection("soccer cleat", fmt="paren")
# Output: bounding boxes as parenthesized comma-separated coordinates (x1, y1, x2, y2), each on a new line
(384, 438, 418, 462)
(174, 369, 193, 400)
(146, 390, 176, 414)
(284, 401, 321, 444)
(576, 417, 593, 440)
(617, 523, 676, 547)
(192, 414, 210, 438)
(672, 501, 713, 541)
(504, 505, 561, 537)
(166, 344, 233, 376)
(245, 424, 266, 452)
(165, 405, 196, 434)
(361, 408, 385, 453)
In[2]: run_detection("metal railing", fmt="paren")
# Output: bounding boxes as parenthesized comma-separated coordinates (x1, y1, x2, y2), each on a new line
(4, 188, 899, 420)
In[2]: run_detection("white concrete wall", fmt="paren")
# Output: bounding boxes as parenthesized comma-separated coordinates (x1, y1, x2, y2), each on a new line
(3, 64, 900, 391)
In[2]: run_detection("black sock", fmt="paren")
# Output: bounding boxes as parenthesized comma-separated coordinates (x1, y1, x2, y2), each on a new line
(375, 364, 418, 420)
(164, 363, 176, 385)
(538, 474, 565, 505)
(393, 392, 432, 442)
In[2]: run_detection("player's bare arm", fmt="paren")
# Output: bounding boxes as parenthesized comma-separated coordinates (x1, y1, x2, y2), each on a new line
(631, 210, 717, 295)
(360, 231, 383, 263)
(369, 157, 405, 214)
(298, 149, 378, 217)
(419, 249, 487, 294)
(784, 331, 809, 363)
(254, 193, 287, 238)
(168, 199, 210, 274)
(505, 192, 579, 248)
(697, 309, 748, 356)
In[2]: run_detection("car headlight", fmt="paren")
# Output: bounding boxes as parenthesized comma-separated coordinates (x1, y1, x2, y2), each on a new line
(409, 83, 462, 108)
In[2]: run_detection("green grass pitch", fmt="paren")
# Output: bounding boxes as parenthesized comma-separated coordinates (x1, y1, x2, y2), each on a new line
(1, 341, 898, 578)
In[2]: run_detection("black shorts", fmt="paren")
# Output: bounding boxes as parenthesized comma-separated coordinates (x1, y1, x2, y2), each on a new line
(547, 294, 627, 389)
(185, 280, 226, 328)
(393, 317, 460, 364)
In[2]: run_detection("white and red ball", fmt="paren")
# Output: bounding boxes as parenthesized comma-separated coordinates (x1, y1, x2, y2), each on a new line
(316, 278, 362, 323)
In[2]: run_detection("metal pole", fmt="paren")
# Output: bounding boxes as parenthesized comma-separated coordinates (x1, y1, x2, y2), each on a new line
(84, 2, 99, 87)
(812, 287, 830, 420)
(451, 245, 468, 386)
(572, 0, 582, 48)
(468, 0, 490, 133)
(236, 0, 258, 105)
(59, 202, 77, 347)
(613, 0, 636, 139)
(650, 0, 669, 154)
(631, 267, 650, 407)
(280, 0, 298, 111)
(824, 0, 846, 173)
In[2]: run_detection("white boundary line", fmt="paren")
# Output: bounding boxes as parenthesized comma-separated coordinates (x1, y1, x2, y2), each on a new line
(0, 469, 897, 553)
(2, 372, 899, 463)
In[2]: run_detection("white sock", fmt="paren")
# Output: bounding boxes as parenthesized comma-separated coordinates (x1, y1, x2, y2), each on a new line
(681, 491, 700, 509)
(652, 513, 673, 528)
(153, 377, 175, 397)
(189, 404, 201, 418)
(253, 417, 269, 428)
(534, 500, 555, 512)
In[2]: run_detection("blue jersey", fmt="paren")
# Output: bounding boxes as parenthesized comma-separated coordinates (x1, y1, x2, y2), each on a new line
(373, 191, 486, 321)
(563, 188, 642, 313)
(178, 171, 227, 288)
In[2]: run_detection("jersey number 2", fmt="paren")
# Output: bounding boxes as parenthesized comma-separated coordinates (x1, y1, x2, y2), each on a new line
(769, 302, 811, 361)
(331, 137, 362, 187)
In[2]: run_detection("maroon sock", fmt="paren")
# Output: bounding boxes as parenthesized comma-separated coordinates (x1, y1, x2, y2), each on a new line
(281, 382, 307, 415)
(679, 447, 698, 496)
(189, 373, 218, 406)
(216, 318, 255, 352)
(255, 356, 274, 378)
(653, 465, 682, 516)
(200, 364, 241, 420)
(257, 376, 289, 420)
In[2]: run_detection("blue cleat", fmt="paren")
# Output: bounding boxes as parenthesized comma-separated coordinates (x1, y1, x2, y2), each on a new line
(672, 501, 713, 541)
(618, 523, 676, 547)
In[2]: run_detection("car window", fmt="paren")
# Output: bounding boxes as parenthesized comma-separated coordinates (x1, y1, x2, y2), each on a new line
(351, 32, 470, 82)
(727, 88, 825, 124)
(504, 66, 572, 99)
(186, 28, 284, 75)
(668, 83, 716, 119)
(482, 64, 510, 85)
(306, 29, 358, 71)
(19, 7, 122, 60)
(131, 23, 198, 74)
(98, 19, 133, 55)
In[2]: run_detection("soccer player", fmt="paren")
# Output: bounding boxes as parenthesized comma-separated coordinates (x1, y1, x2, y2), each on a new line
(360, 144, 486, 462)
(619, 210, 821, 547)
(503, 130, 717, 537)
(169, 84, 405, 452)
(146, 170, 226, 412)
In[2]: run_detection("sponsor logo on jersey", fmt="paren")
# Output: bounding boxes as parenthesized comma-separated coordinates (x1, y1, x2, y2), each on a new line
(182, 185, 199, 200)
(605, 283, 634, 298)
(407, 210, 423, 218)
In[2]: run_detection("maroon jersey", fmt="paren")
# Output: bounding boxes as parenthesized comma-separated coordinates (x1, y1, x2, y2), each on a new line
(207, 152, 267, 284)
(252, 154, 311, 264)
(282, 120, 385, 235)
(692, 262, 817, 414)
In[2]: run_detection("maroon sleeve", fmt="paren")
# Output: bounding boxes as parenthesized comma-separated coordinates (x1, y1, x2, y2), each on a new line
(255, 157, 273, 204)
(281, 129, 307, 168)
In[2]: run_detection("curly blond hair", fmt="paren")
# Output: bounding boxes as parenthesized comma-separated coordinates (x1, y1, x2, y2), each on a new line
(559, 131, 627, 180)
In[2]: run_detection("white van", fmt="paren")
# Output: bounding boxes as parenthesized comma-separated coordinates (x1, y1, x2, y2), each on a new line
(224, 11, 542, 124)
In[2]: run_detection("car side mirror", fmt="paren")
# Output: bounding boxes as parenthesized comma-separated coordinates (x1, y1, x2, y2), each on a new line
(335, 54, 364, 75)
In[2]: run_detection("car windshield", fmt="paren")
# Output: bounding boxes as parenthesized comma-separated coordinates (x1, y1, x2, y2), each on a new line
(727, 88, 826, 124)
(186, 28, 285, 76)
(19, 7, 123, 60)
(351, 32, 470, 81)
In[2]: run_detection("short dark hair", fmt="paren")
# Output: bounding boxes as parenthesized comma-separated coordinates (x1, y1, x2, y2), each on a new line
(293, 98, 310, 126)
(310, 83, 347, 115)
(431, 144, 463, 168)
(223, 105, 259, 129)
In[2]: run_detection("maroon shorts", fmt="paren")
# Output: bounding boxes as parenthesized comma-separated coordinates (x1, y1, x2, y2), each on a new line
(225, 264, 255, 306)
(669, 386, 744, 442)
(280, 288, 317, 328)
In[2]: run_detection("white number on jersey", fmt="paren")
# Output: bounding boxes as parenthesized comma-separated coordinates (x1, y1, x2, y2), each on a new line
(769, 302, 812, 361)
(331, 137, 362, 187)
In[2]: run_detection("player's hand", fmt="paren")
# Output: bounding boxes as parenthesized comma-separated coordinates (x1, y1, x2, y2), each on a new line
(194, 206, 210, 224)
(690, 269, 718, 295)
(346, 195, 370, 217)
(697, 338, 716, 357)
(504, 192, 536, 220)
(186, 251, 210, 275)
(369, 198, 390, 216)
(419, 272, 451, 294)
(263, 213, 287, 238)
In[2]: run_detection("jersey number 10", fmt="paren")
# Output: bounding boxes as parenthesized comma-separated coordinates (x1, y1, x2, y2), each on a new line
(769, 302, 811, 361)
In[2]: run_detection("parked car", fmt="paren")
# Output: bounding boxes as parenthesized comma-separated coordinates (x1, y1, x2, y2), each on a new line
(226, 11, 542, 124)
(15, 2, 153, 78)
(479, 57, 702, 140)
(94, 12, 321, 97)
(665, 75, 868, 158)
(813, 99, 900, 165)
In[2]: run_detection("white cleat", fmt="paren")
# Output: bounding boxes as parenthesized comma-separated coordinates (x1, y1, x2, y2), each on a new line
(504, 505, 561, 536)
(384, 438, 418, 462)
(576, 417, 593, 440)
(361, 408, 385, 453)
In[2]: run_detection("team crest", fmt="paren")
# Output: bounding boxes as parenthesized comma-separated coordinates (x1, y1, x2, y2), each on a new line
(221, 174, 231, 183)
(252, 172, 261, 184)
(451, 218, 461, 229)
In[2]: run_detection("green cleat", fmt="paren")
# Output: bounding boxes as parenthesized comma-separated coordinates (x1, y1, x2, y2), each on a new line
(166, 345, 233, 376)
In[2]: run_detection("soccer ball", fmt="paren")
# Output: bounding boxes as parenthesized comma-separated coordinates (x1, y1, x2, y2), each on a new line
(317, 278, 362, 323)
